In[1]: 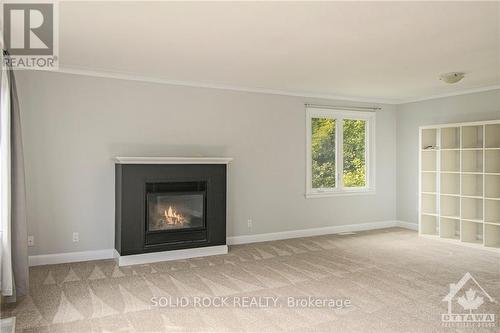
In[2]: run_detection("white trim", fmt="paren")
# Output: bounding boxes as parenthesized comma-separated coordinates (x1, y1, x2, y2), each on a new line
(114, 157, 233, 164)
(227, 220, 399, 245)
(396, 221, 419, 231)
(305, 108, 376, 198)
(48, 66, 395, 104)
(115, 245, 228, 266)
(28, 249, 115, 266)
(401, 85, 500, 104)
(33, 66, 500, 105)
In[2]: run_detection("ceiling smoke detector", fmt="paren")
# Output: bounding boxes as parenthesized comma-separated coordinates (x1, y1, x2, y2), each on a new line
(439, 72, 465, 84)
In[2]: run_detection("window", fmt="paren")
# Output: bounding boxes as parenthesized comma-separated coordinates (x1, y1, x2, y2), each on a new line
(306, 107, 375, 197)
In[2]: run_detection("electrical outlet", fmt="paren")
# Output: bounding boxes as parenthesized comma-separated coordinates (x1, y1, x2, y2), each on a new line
(28, 235, 34, 247)
(72, 232, 79, 243)
(247, 219, 253, 229)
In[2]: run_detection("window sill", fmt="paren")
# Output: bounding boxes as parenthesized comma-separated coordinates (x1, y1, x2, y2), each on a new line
(305, 188, 376, 199)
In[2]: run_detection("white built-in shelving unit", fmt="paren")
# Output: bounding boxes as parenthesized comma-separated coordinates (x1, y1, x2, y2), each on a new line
(419, 120, 500, 251)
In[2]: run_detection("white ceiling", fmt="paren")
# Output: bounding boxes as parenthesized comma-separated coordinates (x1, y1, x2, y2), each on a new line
(58, 1, 500, 103)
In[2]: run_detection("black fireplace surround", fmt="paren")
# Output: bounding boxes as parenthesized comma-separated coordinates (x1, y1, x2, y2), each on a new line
(115, 164, 227, 256)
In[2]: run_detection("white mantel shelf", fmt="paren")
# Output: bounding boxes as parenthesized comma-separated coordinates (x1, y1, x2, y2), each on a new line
(114, 157, 233, 164)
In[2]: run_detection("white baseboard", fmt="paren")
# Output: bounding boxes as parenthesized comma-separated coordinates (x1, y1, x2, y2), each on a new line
(227, 220, 404, 245)
(395, 220, 418, 231)
(28, 249, 115, 266)
(29, 220, 416, 266)
(115, 245, 228, 266)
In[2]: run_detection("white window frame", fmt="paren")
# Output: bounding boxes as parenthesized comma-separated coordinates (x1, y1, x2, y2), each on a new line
(306, 107, 376, 198)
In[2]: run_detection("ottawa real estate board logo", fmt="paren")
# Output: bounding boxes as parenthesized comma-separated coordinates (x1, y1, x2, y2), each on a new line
(441, 272, 496, 328)
(2, 1, 59, 69)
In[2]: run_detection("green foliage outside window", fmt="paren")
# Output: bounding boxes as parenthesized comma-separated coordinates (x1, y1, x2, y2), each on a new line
(343, 119, 366, 187)
(311, 118, 336, 188)
(311, 118, 366, 189)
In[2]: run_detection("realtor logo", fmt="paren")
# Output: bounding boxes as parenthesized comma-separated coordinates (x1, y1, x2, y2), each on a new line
(2, 1, 59, 69)
(441, 272, 496, 328)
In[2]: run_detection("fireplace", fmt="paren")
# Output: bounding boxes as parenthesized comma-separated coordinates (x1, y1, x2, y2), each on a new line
(146, 182, 206, 232)
(114, 158, 230, 263)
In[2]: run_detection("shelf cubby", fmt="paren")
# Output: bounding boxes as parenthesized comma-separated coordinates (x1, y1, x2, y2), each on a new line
(421, 215, 438, 235)
(462, 150, 483, 173)
(461, 174, 483, 197)
(421, 194, 437, 215)
(462, 125, 483, 149)
(440, 127, 460, 149)
(441, 150, 460, 172)
(485, 150, 500, 174)
(461, 220, 483, 244)
(421, 151, 437, 171)
(485, 175, 500, 199)
(485, 199, 500, 224)
(441, 195, 460, 218)
(484, 224, 500, 248)
(441, 173, 460, 195)
(421, 173, 437, 193)
(461, 197, 483, 221)
(485, 124, 500, 148)
(421, 128, 437, 149)
(440, 218, 460, 239)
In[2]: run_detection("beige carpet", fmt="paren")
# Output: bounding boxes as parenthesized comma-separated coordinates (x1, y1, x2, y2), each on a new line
(2, 227, 499, 332)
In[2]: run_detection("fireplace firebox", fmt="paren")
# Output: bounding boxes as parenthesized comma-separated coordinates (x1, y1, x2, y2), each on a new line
(146, 181, 206, 232)
(114, 158, 230, 261)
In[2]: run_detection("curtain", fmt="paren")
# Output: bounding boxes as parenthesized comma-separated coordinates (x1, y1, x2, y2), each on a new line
(0, 50, 28, 303)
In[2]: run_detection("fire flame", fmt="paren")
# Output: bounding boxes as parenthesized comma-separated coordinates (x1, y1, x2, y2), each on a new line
(164, 206, 186, 225)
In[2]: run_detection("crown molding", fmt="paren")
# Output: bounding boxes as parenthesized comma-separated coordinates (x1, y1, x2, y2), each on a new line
(40, 66, 398, 105)
(31, 66, 499, 106)
(399, 85, 500, 104)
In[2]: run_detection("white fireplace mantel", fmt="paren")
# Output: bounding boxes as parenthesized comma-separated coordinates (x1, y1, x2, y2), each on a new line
(114, 157, 233, 164)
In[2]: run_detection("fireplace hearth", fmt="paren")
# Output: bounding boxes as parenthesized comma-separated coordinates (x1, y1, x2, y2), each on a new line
(114, 157, 231, 265)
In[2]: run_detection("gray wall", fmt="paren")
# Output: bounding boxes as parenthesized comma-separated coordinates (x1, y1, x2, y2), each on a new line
(15, 71, 397, 256)
(396, 89, 500, 225)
